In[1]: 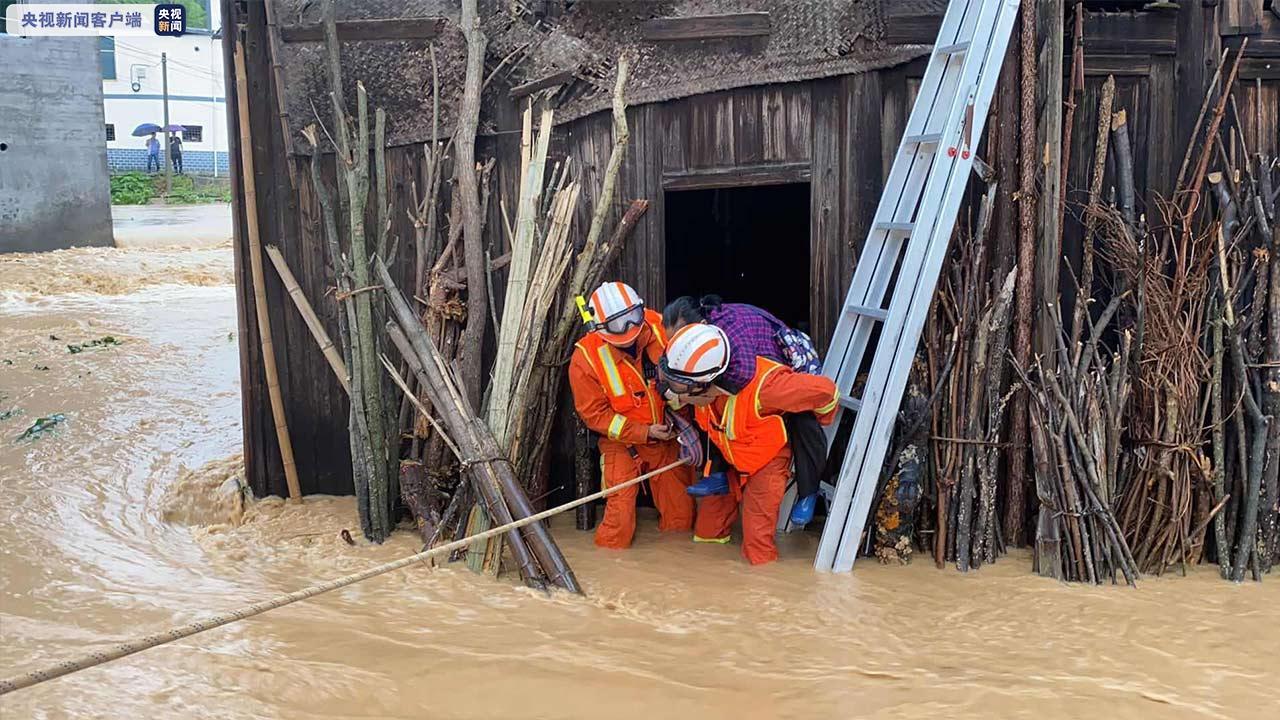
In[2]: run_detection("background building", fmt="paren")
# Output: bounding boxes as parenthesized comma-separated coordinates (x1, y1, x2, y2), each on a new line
(0, 33, 112, 253)
(100, 0, 228, 175)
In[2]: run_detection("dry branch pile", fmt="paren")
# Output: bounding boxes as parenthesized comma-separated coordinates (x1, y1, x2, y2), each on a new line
(883, 44, 1278, 585)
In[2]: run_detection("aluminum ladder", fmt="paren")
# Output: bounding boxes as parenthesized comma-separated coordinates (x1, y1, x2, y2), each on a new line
(797, 0, 1022, 572)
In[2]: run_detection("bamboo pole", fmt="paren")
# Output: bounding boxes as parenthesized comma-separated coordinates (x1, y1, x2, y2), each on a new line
(378, 258, 581, 592)
(513, 57, 633, 492)
(233, 40, 302, 502)
(0, 459, 685, 697)
(488, 105, 555, 443)
(264, 245, 351, 395)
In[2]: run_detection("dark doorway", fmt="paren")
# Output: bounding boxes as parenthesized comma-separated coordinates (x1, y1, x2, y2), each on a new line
(664, 183, 811, 331)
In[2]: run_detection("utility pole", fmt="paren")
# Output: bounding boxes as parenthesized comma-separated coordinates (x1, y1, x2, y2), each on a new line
(161, 52, 172, 195)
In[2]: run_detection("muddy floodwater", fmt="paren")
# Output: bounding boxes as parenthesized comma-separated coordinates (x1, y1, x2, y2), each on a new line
(1, 246, 1277, 720)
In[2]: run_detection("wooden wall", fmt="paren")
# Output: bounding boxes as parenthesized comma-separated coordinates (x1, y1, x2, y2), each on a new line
(229, 0, 1280, 499)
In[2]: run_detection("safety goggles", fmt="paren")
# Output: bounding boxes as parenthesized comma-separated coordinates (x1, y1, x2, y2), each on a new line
(594, 303, 645, 336)
(659, 369, 713, 399)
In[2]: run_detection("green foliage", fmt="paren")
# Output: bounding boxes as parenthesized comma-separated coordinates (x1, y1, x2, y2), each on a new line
(110, 172, 155, 205)
(165, 174, 231, 204)
(18, 414, 66, 442)
(111, 174, 230, 205)
(67, 336, 123, 354)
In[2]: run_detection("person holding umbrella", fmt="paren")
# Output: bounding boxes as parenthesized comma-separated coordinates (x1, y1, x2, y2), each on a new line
(145, 133, 161, 173)
(169, 132, 183, 174)
(133, 123, 164, 173)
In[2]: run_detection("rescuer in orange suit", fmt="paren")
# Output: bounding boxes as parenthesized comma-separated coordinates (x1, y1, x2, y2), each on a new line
(568, 281, 695, 549)
(661, 323, 839, 565)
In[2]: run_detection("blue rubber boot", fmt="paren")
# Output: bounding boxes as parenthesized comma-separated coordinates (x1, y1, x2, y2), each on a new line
(686, 472, 729, 497)
(789, 494, 817, 525)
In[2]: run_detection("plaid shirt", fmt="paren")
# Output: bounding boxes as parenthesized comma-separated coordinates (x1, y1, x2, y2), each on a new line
(705, 303, 788, 393)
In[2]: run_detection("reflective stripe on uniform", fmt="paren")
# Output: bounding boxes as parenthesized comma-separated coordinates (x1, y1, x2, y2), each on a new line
(596, 345, 625, 396)
(752, 362, 787, 417)
(607, 414, 627, 440)
(723, 395, 738, 441)
(816, 388, 840, 415)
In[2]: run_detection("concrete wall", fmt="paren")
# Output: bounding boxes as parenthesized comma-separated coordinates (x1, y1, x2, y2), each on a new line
(107, 147, 230, 175)
(0, 36, 113, 254)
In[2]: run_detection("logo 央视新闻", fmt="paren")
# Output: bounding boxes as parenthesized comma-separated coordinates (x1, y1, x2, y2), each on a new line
(154, 3, 186, 37)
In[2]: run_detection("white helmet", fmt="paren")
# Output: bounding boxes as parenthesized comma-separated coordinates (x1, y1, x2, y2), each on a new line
(588, 281, 646, 346)
(662, 323, 730, 384)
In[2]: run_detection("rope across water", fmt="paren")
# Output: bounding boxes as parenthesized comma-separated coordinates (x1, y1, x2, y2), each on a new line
(0, 460, 686, 696)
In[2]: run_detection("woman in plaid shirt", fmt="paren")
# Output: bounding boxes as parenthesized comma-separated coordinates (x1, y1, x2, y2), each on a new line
(663, 295, 826, 525)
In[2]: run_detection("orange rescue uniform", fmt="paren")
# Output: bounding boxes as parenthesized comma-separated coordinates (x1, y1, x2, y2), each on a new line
(692, 357, 839, 564)
(569, 309, 695, 548)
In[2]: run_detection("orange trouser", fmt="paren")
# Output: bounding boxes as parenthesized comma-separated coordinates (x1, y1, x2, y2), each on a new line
(692, 448, 791, 565)
(595, 438, 695, 549)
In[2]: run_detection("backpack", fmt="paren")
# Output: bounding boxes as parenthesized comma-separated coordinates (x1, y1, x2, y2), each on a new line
(776, 327, 822, 375)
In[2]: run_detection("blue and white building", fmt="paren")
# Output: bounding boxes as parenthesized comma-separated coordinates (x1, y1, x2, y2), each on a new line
(99, 1, 228, 175)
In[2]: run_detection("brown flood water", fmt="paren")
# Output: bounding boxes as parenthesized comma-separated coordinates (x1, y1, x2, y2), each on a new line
(1, 246, 1278, 720)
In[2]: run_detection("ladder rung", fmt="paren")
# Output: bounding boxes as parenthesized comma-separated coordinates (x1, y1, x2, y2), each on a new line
(844, 304, 888, 322)
(935, 41, 970, 56)
(903, 133, 942, 145)
(875, 221, 914, 234)
(839, 395, 863, 412)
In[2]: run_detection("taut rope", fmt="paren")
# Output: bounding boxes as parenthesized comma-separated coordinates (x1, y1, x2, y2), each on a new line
(0, 460, 686, 696)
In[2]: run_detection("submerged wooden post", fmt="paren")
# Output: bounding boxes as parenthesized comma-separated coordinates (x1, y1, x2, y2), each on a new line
(233, 39, 302, 502)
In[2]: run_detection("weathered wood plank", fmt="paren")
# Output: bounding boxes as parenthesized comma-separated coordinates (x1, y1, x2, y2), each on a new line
(733, 87, 765, 165)
(662, 162, 811, 190)
(640, 12, 771, 41)
(280, 17, 445, 43)
(810, 78, 841, 354)
(660, 98, 689, 173)
(761, 85, 811, 162)
(509, 69, 577, 98)
(1239, 57, 1280, 80)
(637, 104, 665, 304)
(841, 72, 882, 294)
(687, 93, 734, 168)
(1146, 56, 1177, 198)
(761, 87, 788, 162)
(783, 85, 812, 162)
(1082, 12, 1176, 55)
(1075, 54, 1152, 77)
(1221, 0, 1264, 36)
(879, 67, 909, 182)
(883, 13, 940, 45)
(1175, 0, 1222, 177)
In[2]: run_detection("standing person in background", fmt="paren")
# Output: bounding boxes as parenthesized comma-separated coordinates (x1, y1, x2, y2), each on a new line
(169, 134, 184, 175)
(661, 323, 839, 565)
(663, 295, 827, 526)
(145, 133, 161, 173)
(568, 281, 696, 549)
